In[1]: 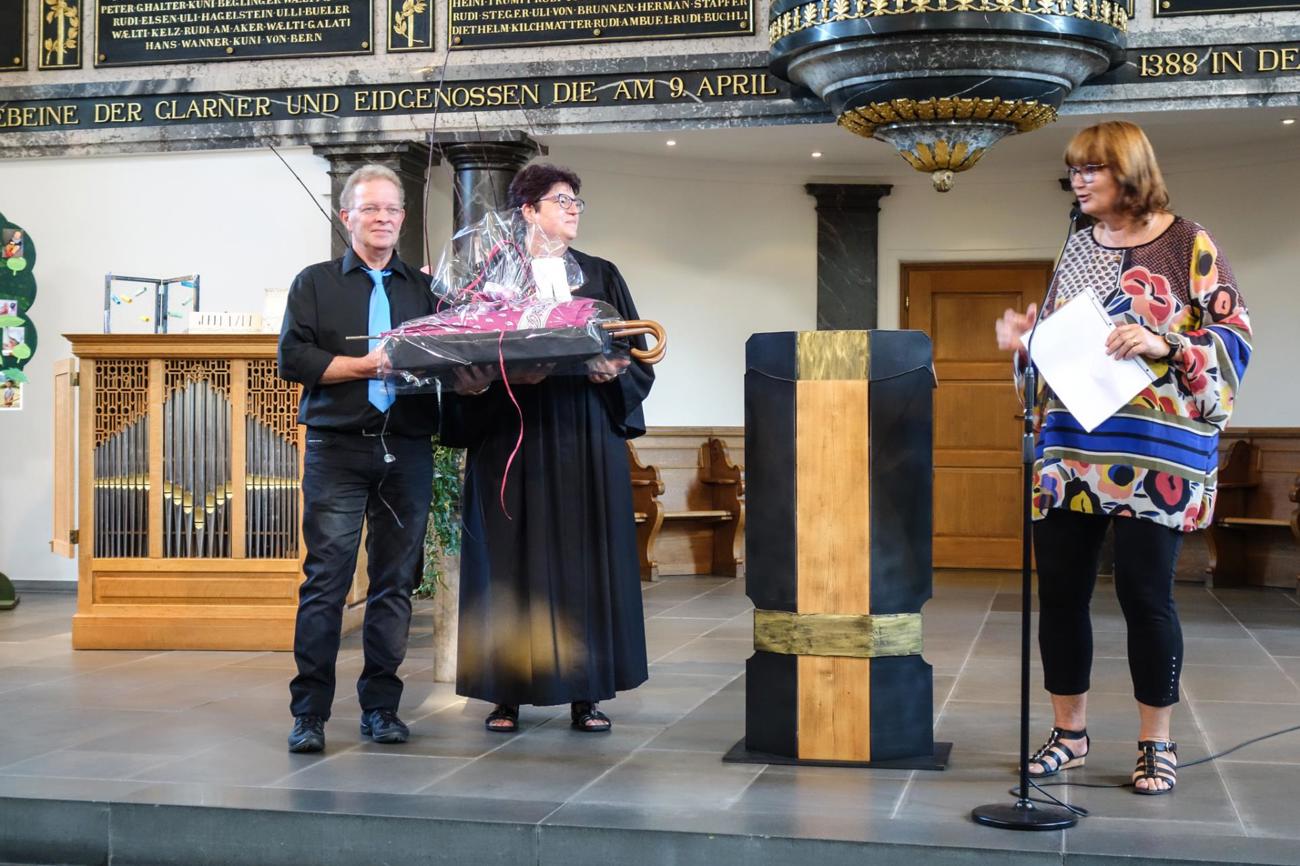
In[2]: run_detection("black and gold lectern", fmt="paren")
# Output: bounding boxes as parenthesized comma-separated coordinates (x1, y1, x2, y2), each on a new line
(730, 330, 948, 768)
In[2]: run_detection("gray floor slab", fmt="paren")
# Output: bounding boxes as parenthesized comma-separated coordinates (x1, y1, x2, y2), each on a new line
(1, 573, 1298, 866)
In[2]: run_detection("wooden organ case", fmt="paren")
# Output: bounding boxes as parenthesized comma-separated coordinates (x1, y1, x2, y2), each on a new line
(53, 334, 362, 650)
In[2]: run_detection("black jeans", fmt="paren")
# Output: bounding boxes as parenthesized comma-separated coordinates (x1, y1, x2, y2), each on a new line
(1033, 508, 1185, 708)
(289, 430, 433, 719)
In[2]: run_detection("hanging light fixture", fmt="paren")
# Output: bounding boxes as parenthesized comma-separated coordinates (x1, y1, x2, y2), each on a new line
(769, 0, 1127, 191)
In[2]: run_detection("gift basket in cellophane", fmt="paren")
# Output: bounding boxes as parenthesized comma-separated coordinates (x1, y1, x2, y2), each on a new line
(378, 210, 665, 392)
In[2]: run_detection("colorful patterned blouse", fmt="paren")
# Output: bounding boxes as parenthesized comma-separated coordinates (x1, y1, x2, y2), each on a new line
(1021, 217, 1253, 533)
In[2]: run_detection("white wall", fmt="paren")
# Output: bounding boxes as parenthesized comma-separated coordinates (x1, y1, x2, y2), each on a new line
(1, 128, 1296, 585)
(0, 148, 331, 583)
(538, 146, 818, 428)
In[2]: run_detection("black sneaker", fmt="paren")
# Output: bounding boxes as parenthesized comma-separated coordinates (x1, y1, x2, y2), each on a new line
(288, 715, 326, 753)
(360, 708, 409, 744)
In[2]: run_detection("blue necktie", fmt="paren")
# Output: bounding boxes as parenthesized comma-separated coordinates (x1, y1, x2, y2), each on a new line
(366, 268, 394, 413)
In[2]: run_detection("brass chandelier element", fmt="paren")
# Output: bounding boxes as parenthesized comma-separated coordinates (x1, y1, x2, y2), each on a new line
(769, 0, 1127, 190)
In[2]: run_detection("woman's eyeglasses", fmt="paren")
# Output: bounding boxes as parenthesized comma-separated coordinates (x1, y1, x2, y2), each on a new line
(1066, 164, 1107, 183)
(537, 193, 586, 213)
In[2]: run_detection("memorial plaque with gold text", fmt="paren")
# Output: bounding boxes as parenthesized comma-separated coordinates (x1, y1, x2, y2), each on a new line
(1155, 0, 1300, 14)
(0, 0, 25, 71)
(448, 0, 753, 49)
(94, 0, 374, 67)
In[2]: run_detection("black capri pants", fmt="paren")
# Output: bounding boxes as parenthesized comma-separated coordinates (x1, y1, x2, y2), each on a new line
(1033, 508, 1185, 708)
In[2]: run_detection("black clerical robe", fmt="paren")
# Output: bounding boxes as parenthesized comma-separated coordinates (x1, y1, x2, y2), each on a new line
(440, 249, 654, 707)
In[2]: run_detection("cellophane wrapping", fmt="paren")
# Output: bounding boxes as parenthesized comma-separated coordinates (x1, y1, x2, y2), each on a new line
(379, 210, 630, 393)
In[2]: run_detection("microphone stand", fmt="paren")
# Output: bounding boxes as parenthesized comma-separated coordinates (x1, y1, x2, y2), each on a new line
(972, 204, 1081, 831)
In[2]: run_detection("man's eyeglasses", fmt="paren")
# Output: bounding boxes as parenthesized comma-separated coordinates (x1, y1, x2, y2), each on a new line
(351, 205, 404, 217)
(537, 193, 585, 213)
(1066, 164, 1107, 183)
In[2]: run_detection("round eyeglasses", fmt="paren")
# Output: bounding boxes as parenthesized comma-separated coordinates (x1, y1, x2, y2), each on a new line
(537, 193, 586, 213)
(1066, 164, 1107, 184)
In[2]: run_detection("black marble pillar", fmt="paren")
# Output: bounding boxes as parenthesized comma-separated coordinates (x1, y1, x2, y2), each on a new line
(311, 140, 435, 267)
(430, 131, 545, 231)
(804, 184, 892, 331)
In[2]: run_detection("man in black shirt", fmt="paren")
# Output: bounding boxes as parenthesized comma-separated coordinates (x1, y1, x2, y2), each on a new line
(278, 164, 439, 753)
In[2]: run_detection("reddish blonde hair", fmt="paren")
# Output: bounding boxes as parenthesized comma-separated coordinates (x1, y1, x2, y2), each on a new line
(1064, 121, 1170, 219)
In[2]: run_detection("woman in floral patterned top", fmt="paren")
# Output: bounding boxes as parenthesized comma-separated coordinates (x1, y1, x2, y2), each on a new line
(995, 121, 1252, 795)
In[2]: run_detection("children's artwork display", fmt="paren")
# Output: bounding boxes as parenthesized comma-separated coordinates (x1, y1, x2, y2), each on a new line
(0, 213, 36, 410)
(0, 378, 21, 411)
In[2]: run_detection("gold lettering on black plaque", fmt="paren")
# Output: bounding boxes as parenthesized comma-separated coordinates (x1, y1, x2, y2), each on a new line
(390, 0, 433, 51)
(0, 103, 81, 128)
(0, 67, 795, 133)
(1, 0, 26, 71)
(1125, 44, 1300, 81)
(448, 0, 755, 50)
(94, 0, 373, 67)
(40, 0, 82, 69)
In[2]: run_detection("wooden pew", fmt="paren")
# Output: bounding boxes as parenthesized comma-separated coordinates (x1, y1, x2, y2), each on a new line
(677, 438, 745, 577)
(1205, 434, 1300, 589)
(626, 429, 745, 579)
(628, 443, 665, 581)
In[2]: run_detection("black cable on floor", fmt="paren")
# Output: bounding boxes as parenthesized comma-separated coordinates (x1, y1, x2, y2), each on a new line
(1007, 722, 1300, 814)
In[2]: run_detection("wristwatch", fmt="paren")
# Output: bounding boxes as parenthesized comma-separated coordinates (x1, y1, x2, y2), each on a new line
(1162, 332, 1186, 361)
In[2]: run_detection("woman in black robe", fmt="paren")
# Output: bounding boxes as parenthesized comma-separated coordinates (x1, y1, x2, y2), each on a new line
(439, 163, 654, 733)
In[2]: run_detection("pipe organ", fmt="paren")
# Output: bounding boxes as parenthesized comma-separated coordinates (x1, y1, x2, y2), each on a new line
(56, 335, 363, 650)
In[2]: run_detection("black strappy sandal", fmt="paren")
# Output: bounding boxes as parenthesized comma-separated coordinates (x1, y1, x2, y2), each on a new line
(570, 701, 611, 733)
(484, 704, 519, 733)
(1132, 739, 1178, 795)
(1028, 726, 1089, 778)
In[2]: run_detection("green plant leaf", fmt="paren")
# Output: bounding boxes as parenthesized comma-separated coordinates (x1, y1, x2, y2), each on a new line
(10, 342, 30, 359)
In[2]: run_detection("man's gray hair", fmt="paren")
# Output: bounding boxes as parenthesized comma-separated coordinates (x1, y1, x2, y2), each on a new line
(340, 165, 404, 210)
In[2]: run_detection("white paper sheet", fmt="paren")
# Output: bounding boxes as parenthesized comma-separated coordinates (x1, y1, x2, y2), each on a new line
(1020, 292, 1155, 433)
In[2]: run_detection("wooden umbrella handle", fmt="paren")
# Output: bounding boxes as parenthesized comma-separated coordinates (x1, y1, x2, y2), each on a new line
(602, 319, 667, 365)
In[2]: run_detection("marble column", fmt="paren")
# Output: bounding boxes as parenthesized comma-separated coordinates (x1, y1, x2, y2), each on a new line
(424, 131, 540, 684)
(311, 140, 434, 266)
(804, 184, 892, 331)
(431, 130, 545, 230)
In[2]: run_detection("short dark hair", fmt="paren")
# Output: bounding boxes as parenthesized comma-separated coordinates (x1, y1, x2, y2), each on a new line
(508, 162, 582, 210)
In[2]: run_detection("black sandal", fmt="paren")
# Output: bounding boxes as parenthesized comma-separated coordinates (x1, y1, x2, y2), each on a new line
(1028, 726, 1089, 778)
(570, 701, 611, 733)
(1132, 739, 1178, 795)
(484, 704, 519, 733)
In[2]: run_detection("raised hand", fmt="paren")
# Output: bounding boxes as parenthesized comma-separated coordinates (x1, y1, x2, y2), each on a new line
(995, 303, 1038, 352)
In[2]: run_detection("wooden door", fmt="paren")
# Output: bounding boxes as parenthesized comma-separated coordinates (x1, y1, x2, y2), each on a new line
(903, 262, 1052, 570)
